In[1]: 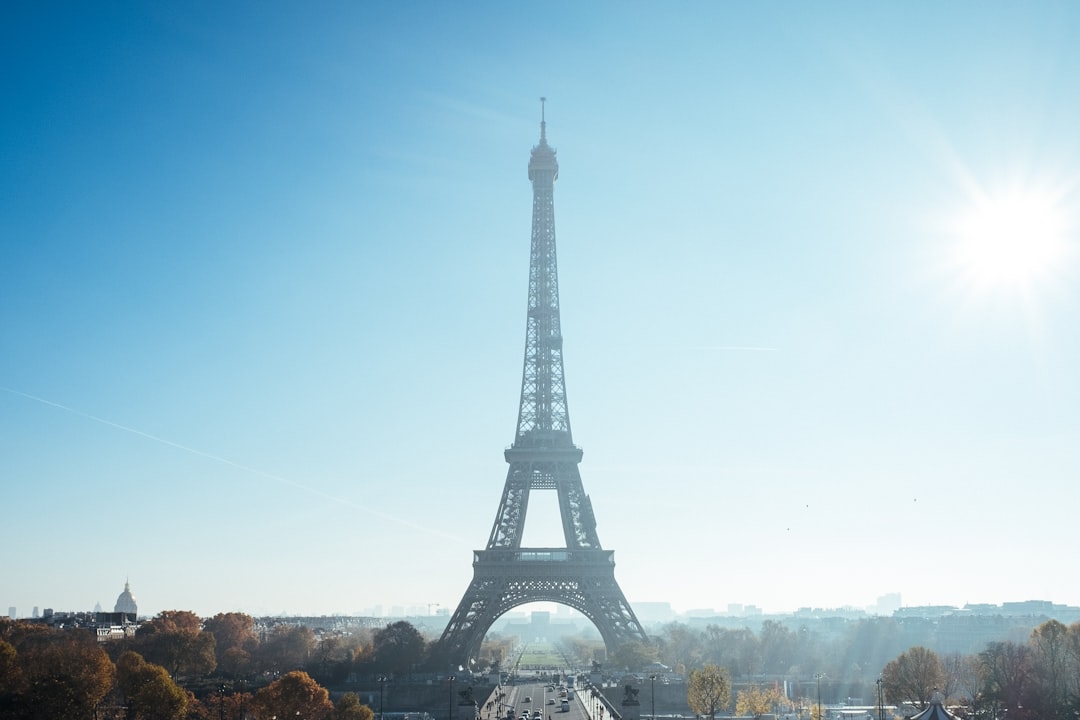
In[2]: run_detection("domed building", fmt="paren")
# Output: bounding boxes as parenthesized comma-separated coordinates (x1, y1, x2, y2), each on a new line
(113, 579, 138, 618)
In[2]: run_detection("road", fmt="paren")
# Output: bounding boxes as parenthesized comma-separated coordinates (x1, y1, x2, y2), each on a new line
(483, 680, 592, 720)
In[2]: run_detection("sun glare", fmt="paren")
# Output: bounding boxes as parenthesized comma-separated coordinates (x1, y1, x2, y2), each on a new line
(948, 188, 1071, 295)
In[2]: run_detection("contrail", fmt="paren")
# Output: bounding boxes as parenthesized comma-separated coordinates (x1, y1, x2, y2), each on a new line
(1, 385, 469, 545)
(695, 345, 779, 352)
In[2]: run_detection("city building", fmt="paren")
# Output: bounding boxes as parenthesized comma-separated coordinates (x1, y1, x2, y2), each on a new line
(114, 578, 138, 617)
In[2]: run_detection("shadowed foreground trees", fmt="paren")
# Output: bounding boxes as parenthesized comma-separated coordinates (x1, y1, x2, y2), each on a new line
(0, 630, 114, 720)
(0, 615, 379, 720)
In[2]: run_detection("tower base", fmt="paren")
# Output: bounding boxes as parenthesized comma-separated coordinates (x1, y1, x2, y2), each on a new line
(433, 548, 647, 668)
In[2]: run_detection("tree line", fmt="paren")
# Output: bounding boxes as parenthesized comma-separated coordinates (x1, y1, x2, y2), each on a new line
(0, 612, 431, 720)
(595, 618, 1080, 719)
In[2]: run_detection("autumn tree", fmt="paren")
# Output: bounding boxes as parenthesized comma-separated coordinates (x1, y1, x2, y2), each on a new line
(687, 664, 731, 720)
(335, 691, 376, 720)
(116, 650, 188, 720)
(204, 686, 255, 720)
(0, 639, 22, 696)
(882, 646, 944, 710)
(136, 610, 216, 680)
(735, 685, 783, 718)
(204, 612, 259, 678)
(12, 631, 115, 720)
(252, 670, 334, 720)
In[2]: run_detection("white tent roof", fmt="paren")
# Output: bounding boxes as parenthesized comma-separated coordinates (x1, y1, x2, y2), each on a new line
(909, 701, 960, 720)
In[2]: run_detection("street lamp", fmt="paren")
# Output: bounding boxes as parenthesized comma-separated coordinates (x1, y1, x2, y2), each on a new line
(876, 678, 884, 720)
(815, 674, 825, 720)
(378, 675, 388, 720)
(449, 675, 456, 720)
(649, 675, 656, 720)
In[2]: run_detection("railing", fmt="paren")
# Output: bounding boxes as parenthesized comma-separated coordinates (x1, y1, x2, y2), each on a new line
(474, 549, 614, 565)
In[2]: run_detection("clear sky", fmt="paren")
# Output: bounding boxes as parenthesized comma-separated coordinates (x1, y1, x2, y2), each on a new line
(3, 2, 1079, 621)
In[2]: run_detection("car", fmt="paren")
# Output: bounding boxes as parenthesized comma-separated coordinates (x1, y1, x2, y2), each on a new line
(524, 697, 532, 703)
(560, 701, 570, 713)
(533, 712, 542, 719)
(547, 700, 556, 705)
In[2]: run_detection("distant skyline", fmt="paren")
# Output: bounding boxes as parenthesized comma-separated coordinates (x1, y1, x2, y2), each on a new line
(3, 3, 1079, 620)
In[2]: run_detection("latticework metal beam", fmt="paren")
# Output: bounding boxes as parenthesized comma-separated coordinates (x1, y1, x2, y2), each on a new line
(436, 105, 646, 669)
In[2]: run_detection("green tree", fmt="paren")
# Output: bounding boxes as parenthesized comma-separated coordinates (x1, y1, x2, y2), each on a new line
(759, 620, 796, 676)
(1028, 620, 1072, 720)
(979, 641, 1031, 717)
(116, 651, 188, 720)
(336, 691, 376, 720)
(882, 646, 944, 710)
(700, 626, 758, 678)
(609, 639, 658, 671)
(372, 622, 426, 676)
(257, 624, 317, 675)
(252, 670, 334, 720)
(658, 623, 702, 672)
(1067, 623, 1080, 718)
(687, 664, 730, 720)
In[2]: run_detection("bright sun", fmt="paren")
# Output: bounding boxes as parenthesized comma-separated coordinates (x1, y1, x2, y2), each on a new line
(948, 188, 1070, 295)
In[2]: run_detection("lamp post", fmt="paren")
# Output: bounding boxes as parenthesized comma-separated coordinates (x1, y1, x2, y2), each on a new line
(815, 674, 824, 720)
(378, 675, 388, 720)
(449, 675, 456, 720)
(649, 675, 656, 720)
(876, 678, 883, 720)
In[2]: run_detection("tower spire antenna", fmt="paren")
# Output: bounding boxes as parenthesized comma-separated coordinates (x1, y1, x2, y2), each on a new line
(540, 96, 546, 142)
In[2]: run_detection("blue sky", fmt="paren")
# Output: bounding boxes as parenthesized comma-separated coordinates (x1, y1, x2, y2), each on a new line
(3, 2, 1079, 620)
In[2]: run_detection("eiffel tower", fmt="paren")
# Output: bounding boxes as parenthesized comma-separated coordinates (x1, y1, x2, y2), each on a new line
(435, 101, 647, 668)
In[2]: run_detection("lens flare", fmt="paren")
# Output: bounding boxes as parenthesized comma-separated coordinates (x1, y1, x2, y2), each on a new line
(948, 188, 1071, 295)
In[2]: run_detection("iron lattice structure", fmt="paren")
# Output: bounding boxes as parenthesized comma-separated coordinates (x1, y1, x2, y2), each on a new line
(435, 103, 647, 668)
